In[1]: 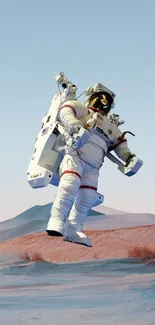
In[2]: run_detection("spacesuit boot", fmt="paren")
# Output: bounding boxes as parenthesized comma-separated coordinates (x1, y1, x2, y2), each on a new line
(64, 227, 92, 247)
(64, 188, 98, 247)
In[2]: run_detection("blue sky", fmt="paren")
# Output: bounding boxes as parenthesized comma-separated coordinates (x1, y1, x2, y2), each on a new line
(0, 0, 155, 221)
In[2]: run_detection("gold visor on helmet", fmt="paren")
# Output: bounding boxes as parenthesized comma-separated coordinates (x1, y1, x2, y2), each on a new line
(90, 92, 113, 112)
(100, 94, 110, 106)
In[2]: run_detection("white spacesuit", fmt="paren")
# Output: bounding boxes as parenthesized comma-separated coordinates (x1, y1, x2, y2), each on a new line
(46, 82, 138, 247)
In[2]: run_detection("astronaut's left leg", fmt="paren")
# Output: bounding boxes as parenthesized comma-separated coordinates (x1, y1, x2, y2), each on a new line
(64, 163, 99, 247)
(46, 153, 83, 236)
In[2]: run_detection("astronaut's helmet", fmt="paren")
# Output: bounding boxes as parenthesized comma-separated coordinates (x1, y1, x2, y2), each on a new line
(85, 83, 116, 116)
(89, 91, 114, 115)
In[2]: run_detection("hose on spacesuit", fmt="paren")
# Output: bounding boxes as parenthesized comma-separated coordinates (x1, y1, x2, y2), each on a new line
(76, 91, 86, 100)
(108, 131, 135, 152)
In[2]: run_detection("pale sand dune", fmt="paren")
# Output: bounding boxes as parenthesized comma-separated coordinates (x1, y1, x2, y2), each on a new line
(0, 225, 155, 263)
(92, 205, 126, 214)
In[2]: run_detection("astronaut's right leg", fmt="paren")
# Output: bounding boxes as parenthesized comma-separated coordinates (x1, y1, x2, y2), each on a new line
(46, 153, 83, 236)
(64, 164, 99, 246)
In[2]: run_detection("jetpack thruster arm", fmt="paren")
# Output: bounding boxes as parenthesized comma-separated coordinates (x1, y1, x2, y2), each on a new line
(56, 122, 90, 149)
(106, 152, 143, 177)
(27, 121, 90, 189)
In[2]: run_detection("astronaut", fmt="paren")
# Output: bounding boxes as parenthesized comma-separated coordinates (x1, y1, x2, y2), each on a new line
(46, 82, 138, 247)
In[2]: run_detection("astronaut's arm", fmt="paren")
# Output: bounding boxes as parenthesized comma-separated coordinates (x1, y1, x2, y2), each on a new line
(58, 101, 84, 134)
(114, 140, 135, 164)
(111, 125, 136, 164)
(107, 122, 143, 176)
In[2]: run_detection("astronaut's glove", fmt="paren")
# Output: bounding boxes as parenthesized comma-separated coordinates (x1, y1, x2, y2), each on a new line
(125, 153, 136, 167)
(67, 124, 82, 136)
